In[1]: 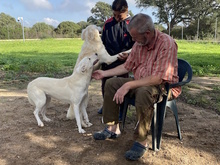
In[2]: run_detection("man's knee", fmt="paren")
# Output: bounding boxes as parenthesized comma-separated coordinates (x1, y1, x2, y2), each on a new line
(105, 77, 117, 92)
(105, 77, 117, 88)
(135, 86, 159, 107)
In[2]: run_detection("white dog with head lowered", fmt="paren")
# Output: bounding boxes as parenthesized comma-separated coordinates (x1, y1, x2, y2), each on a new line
(27, 54, 98, 133)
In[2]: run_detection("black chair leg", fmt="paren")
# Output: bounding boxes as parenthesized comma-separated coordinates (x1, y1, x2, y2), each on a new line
(167, 100, 182, 140)
(121, 98, 129, 132)
(156, 96, 168, 150)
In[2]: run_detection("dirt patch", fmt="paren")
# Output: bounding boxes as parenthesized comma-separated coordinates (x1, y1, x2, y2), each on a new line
(0, 77, 219, 165)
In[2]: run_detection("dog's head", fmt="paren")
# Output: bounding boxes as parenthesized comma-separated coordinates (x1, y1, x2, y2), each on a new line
(81, 25, 101, 42)
(76, 53, 99, 74)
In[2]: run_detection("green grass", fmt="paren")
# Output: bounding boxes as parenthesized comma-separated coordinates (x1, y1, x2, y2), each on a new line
(0, 38, 83, 79)
(176, 40, 220, 76)
(0, 39, 220, 79)
(0, 39, 219, 113)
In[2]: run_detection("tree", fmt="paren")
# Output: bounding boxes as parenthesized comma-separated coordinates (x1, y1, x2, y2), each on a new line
(31, 22, 54, 39)
(0, 12, 22, 39)
(135, 0, 220, 31)
(89, 1, 112, 27)
(77, 21, 90, 34)
(54, 21, 81, 38)
(89, 1, 134, 27)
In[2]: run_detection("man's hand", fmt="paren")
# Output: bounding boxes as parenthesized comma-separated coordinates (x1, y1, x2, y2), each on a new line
(92, 70, 105, 80)
(113, 83, 130, 104)
(118, 52, 129, 61)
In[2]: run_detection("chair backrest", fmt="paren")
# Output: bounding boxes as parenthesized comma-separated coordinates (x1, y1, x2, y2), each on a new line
(178, 59, 193, 82)
(170, 59, 193, 88)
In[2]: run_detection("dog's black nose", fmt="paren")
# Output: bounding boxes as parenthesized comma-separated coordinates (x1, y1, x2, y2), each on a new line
(95, 53, 98, 56)
(89, 58, 91, 60)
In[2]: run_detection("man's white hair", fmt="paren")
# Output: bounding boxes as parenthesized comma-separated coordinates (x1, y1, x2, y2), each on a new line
(128, 13, 155, 33)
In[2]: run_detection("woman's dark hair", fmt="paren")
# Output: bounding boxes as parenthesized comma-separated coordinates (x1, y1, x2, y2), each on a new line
(112, 0, 128, 13)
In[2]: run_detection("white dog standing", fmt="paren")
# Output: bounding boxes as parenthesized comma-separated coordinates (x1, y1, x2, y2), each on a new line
(65, 25, 131, 120)
(27, 54, 98, 133)
(74, 24, 131, 70)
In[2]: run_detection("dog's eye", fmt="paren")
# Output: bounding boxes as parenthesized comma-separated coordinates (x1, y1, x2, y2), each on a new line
(89, 58, 91, 60)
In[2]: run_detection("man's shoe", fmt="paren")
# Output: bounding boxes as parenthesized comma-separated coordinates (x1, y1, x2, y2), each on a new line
(125, 142, 148, 161)
(93, 127, 121, 140)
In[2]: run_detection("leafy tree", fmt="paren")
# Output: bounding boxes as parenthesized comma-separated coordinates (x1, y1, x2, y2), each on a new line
(31, 22, 54, 39)
(135, 0, 220, 31)
(77, 21, 89, 29)
(89, 1, 134, 27)
(90, 1, 112, 27)
(0, 12, 22, 39)
(77, 21, 90, 33)
(54, 21, 81, 38)
(87, 16, 104, 28)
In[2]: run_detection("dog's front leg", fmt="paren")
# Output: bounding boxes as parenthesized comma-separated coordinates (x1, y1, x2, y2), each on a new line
(73, 104, 85, 133)
(97, 49, 119, 65)
(100, 54, 118, 65)
(104, 49, 132, 65)
(81, 94, 92, 127)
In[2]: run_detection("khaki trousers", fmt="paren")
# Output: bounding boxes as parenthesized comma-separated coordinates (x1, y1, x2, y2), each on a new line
(103, 77, 166, 142)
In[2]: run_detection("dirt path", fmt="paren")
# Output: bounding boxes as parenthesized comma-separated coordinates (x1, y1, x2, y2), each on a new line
(0, 77, 219, 165)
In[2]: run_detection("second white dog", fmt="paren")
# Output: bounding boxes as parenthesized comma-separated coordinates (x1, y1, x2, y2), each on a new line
(74, 24, 131, 70)
(27, 54, 98, 133)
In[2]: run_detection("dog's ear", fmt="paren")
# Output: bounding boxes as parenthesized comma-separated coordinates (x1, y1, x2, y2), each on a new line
(88, 29, 94, 41)
(81, 65, 87, 73)
(93, 31, 100, 41)
(81, 29, 86, 40)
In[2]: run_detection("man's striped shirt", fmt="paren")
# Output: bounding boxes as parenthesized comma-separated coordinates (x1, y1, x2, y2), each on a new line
(124, 30, 181, 98)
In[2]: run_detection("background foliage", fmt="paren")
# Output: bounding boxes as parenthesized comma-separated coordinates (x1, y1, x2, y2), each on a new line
(0, 1, 219, 40)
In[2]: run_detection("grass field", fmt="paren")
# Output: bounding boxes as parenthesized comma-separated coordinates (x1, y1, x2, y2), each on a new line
(0, 39, 220, 81)
(177, 40, 220, 76)
(0, 39, 83, 80)
(0, 38, 219, 113)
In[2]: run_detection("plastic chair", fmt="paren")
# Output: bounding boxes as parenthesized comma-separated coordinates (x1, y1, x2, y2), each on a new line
(120, 59, 193, 151)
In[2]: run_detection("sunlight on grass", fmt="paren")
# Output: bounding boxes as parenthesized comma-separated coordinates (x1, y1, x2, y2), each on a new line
(0, 39, 219, 78)
(0, 39, 82, 79)
(176, 40, 220, 76)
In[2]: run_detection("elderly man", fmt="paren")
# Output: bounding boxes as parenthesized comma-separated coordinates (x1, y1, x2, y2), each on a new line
(92, 13, 181, 161)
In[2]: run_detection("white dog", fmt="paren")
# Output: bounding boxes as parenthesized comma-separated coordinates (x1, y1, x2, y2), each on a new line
(27, 54, 98, 133)
(74, 24, 131, 70)
(66, 25, 131, 119)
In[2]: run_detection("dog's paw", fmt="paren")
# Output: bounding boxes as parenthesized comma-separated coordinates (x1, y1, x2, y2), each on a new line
(86, 122, 93, 127)
(38, 122, 44, 127)
(79, 129, 86, 134)
(43, 117, 52, 122)
(81, 122, 88, 128)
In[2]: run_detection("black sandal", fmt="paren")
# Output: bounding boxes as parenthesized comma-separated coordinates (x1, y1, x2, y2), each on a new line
(125, 142, 148, 161)
(93, 127, 120, 140)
